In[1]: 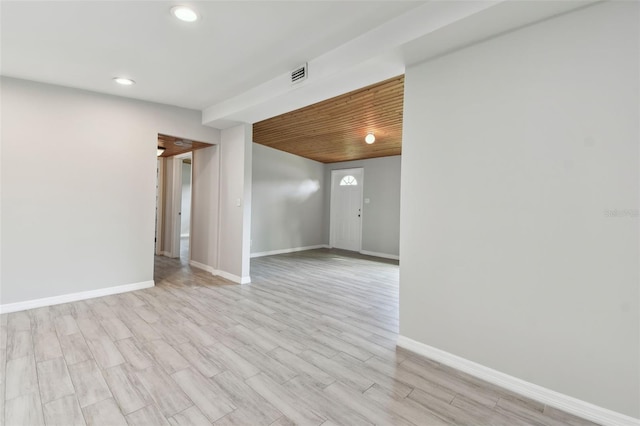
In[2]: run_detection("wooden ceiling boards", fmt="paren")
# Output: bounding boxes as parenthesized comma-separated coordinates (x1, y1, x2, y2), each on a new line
(253, 75, 404, 163)
(157, 134, 211, 158)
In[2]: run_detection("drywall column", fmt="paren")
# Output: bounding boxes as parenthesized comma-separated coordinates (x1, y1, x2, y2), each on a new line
(399, 2, 639, 418)
(190, 145, 220, 271)
(218, 124, 252, 283)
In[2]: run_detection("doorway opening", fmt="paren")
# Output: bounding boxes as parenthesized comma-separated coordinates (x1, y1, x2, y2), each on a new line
(154, 134, 211, 264)
(330, 167, 364, 252)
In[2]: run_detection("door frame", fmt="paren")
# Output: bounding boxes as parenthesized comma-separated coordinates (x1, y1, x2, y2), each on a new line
(329, 167, 364, 251)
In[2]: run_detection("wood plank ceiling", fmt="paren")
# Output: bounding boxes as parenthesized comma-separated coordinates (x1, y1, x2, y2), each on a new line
(157, 134, 211, 158)
(253, 75, 404, 163)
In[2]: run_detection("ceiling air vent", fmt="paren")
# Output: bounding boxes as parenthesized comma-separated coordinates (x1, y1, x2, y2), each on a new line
(290, 63, 308, 85)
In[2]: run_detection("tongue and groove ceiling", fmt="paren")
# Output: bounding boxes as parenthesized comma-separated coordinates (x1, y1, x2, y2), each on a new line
(253, 76, 404, 164)
(157, 134, 212, 158)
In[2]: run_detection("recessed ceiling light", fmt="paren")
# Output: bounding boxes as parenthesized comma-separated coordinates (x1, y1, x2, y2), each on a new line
(113, 77, 135, 86)
(365, 133, 376, 144)
(171, 6, 198, 22)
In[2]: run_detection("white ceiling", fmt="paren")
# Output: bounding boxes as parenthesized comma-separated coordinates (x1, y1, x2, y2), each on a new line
(1, 1, 597, 129)
(0, 1, 423, 110)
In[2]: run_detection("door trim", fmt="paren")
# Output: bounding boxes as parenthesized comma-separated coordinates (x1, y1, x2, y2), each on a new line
(329, 167, 364, 251)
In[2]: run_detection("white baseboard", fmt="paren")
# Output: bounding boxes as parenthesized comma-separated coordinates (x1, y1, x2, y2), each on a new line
(397, 335, 639, 426)
(0, 280, 155, 314)
(250, 244, 329, 258)
(189, 260, 215, 274)
(188, 261, 250, 285)
(215, 269, 251, 285)
(359, 250, 400, 260)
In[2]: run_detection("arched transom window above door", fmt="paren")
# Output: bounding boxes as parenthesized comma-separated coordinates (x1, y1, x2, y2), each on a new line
(339, 175, 358, 186)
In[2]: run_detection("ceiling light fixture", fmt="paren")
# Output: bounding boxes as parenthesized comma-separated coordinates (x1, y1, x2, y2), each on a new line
(171, 6, 198, 22)
(113, 77, 135, 86)
(157, 146, 166, 157)
(365, 133, 375, 144)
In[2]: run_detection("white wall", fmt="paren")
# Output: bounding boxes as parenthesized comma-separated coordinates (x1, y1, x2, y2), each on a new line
(325, 156, 401, 258)
(400, 2, 639, 418)
(251, 144, 325, 255)
(218, 124, 252, 283)
(250, 148, 400, 258)
(1, 77, 220, 306)
(190, 145, 220, 270)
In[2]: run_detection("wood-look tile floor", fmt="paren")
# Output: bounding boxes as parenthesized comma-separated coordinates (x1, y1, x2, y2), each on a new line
(0, 249, 599, 426)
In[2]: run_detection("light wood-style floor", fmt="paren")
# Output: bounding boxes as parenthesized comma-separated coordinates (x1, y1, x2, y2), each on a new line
(0, 249, 599, 426)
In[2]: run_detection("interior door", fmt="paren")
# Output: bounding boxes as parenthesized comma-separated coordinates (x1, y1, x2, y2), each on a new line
(330, 168, 363, 251)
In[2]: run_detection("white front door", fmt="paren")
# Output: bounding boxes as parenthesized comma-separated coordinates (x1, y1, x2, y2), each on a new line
(330, 168, 363, 252)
